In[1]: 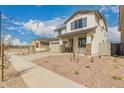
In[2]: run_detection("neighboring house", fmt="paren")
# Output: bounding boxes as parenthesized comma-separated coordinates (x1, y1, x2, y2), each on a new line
(49, 38, 63, 53)
(50, 10, 110, 56)
(119, 5, 124, 55)
(30, 38, 50, 52)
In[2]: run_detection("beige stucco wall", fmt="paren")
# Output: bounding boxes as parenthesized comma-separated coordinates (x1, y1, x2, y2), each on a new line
(91, 18, 107, 56)
(99, 42, 111, 56)
(120, 6, 124, 55)
(120, 6, 124, 44)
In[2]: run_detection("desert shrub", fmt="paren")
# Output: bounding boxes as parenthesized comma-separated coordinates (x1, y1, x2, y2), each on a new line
(74, 70, 80, 75)
(113, 64, 120, 69)
(112, 55, 118, 57)
(85, 65, 90, 68)
(48, 55, 51, 58)
(112, 75, 123, 80)
(0, 64, 9, 69)
(44, 61, 48, 63)
(98, 56, 101, 59)
(113, 57, 118, 62)
(90, 57, 94, 63)
(113, 64, 124, 69)
(54, 65, 58, 70)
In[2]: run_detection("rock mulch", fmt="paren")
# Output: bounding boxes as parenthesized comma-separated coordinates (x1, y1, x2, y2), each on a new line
(0, 64, 28, 88)
(32, 54, 124, 88)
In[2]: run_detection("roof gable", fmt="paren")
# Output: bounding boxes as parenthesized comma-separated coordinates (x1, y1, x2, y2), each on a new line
(64, 10, 102, 24)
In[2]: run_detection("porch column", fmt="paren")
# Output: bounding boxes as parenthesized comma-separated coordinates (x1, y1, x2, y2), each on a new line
(73, 36, 78, 53)
(86, 36, 92, 55)
(59, 38, 64, 52)
(60, 38, 63, 45)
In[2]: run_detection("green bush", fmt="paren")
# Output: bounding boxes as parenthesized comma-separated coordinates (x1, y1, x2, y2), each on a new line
(74, 70, 79, 75)
(90, 57, 94, 62)
(85, 65, 90, 68)
(112, 75, 123, 80)
(112, 55, 118, 57)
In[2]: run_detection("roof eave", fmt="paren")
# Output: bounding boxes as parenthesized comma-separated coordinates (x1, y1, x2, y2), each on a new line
(54, 26, 65, 32)
(57, 27, 96, 38)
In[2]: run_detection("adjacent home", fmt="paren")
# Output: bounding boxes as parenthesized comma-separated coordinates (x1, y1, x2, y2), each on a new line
(30, 38, 50, 52)
(50, 10, 110, 56)
(119, 5, 124, 55)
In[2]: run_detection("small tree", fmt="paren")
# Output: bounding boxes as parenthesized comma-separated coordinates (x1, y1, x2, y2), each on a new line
(69, 40, 81, 63)
(0, 12, 13, 82)
(0, 34, 12, 82)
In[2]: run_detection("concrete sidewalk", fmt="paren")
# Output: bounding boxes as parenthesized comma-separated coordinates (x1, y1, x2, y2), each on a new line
(10, 54, 84, 88)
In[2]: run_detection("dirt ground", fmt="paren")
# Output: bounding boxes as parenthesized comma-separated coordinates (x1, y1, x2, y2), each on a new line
(32, 54, 124, 88)
(0, 64, 28, 88)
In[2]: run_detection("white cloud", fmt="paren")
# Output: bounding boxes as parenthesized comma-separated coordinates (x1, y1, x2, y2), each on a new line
(107, 26, 120, 43)
(12, 38, 28, 46)
(23, 17, 66, 38)
(1, 14, 9, 19)
(11, 20, 24, 25)
(99, 5, 119, 14)
(2, 34, 28, 46)
(104, 14, 109, 18)
(99, 5, 107, 13)
(7, 26, 16, 30)
(111, 6, 119, 14)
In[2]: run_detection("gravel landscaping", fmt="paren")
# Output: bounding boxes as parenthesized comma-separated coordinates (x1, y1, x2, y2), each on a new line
(0, 64, 28, 88)
(32, 54, 124, 88)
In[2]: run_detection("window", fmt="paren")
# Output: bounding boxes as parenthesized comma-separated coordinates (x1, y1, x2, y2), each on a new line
(79, 19, 83, 28)
(71, 22, 75, 30)
(70, 17, 87, 30)
(36, 43, 39, 48)
(82, 18, 87, 27)
(78, 37, 87, 48)
(40, 42, 49, 45)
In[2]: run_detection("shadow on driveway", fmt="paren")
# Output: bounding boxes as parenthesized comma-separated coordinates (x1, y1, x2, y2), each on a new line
(4, 67, 35, 82)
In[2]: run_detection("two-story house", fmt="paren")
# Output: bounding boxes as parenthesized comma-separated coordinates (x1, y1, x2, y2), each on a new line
(119, 5, 124, 55)
(50, 10, 109, 56)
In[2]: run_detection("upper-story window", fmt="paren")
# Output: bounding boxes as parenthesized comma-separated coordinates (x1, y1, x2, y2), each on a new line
(71, 17, 87, 30)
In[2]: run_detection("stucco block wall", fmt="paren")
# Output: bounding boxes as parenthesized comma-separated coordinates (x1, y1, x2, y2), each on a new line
(99, 42, 111, 56)
(50, 44, 63, 53)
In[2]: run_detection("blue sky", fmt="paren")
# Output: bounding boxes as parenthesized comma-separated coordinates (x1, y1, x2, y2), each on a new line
(0, 5, 120, 45)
